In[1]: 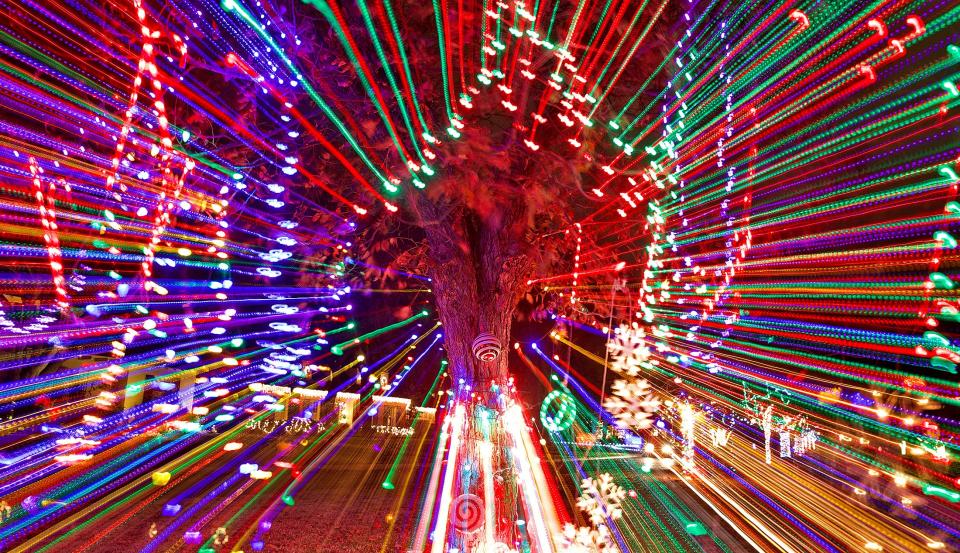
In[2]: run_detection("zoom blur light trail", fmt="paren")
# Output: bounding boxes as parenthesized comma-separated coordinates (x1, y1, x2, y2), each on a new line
(1, 0, 960, 551)
(329, 310, 430, 355)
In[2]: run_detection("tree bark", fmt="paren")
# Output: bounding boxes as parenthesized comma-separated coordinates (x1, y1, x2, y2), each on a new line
(411, 191, 533, 388)
(428, 249, 530, 387)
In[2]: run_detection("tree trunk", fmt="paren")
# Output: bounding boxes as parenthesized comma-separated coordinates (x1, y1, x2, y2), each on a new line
(412, 193, 533, 389)
(428, 251, 530, 388)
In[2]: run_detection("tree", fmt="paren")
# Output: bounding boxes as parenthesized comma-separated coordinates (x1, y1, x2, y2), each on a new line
(405, 118, 577, 385)
(273, 0, 683, 386)
(146, 0, 681, 388)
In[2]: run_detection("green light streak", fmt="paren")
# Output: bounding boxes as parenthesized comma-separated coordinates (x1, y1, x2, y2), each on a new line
(330, 310, 429, 355)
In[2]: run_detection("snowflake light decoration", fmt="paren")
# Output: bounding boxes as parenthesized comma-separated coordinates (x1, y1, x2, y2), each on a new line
(603, 379, 660, 430)
(606, 324, 649, 376)
(576, 473, 626, 526)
